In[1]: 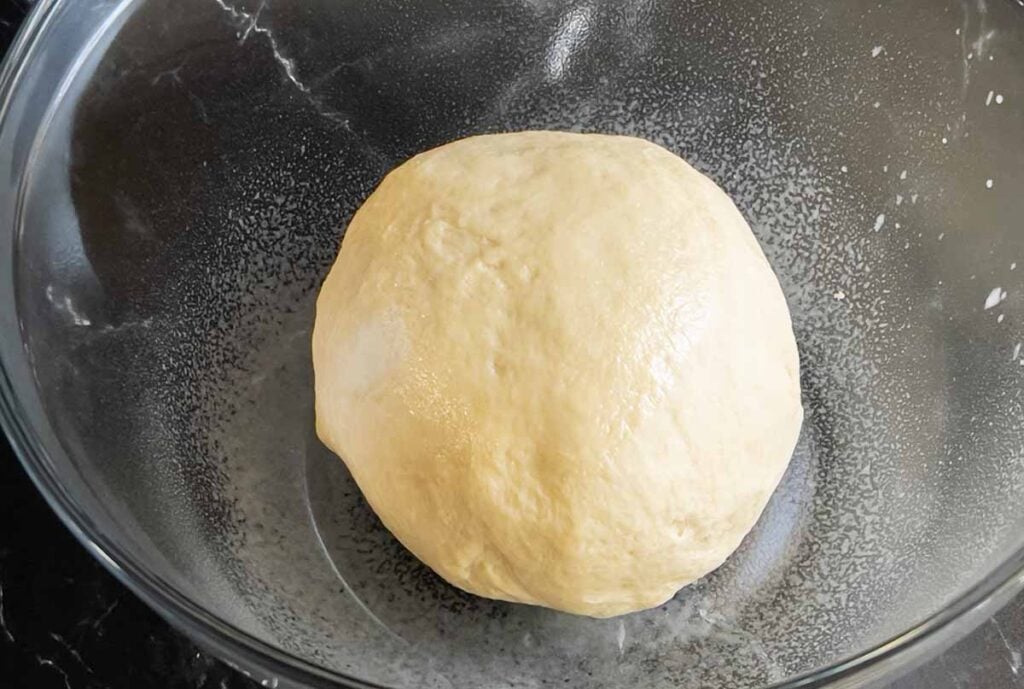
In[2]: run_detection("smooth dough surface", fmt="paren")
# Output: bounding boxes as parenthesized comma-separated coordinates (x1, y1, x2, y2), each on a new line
(313, 131, 802, 617)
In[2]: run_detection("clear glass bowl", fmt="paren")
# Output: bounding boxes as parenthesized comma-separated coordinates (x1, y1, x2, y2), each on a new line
(3, 1, 1024, 687)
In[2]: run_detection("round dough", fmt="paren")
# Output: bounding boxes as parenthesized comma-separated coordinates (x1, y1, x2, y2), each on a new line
(313, 131, 802, 618)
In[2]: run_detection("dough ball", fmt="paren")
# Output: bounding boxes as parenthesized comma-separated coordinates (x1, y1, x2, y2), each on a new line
(312, 131, 802, 618)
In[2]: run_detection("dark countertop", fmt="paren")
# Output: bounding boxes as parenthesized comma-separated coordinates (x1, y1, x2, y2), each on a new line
(1, 2, 1023, 688)
(0, 438, 257, 689)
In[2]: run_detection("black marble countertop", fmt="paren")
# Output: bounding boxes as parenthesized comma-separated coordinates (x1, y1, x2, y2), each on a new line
(1, 2, 1024, 688)
(1, 436, 258, 689)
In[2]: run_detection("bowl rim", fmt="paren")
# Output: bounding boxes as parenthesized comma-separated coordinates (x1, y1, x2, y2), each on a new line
(3, 1, 1024, 687)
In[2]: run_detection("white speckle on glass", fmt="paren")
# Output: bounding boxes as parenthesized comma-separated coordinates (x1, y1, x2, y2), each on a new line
(998, 314, 1005, 323)
(1014, 343, 1022, 361)
(896, 194, 903, 206)
(873, 214, 886, 232)
(985, 287, 1004, 310)
(1012, 262, 1017, 271)
(941, 136, 948, 144)
(900, 170, 908, 180)
(996, 94, 1005, 104)
(986, 179, 994, 189)
(938, 232, 945, 241)
(986, 90, 994, 106)
(871, 45, 883, 57)
(911, 193, 919, 204)
(873, 101, 881, 108)
(833, 290, 846, 301)
(841, 165, 848, 173)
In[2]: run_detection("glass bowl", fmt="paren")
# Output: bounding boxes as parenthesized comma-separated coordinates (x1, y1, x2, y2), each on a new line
(2, 0, 1024, 687)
